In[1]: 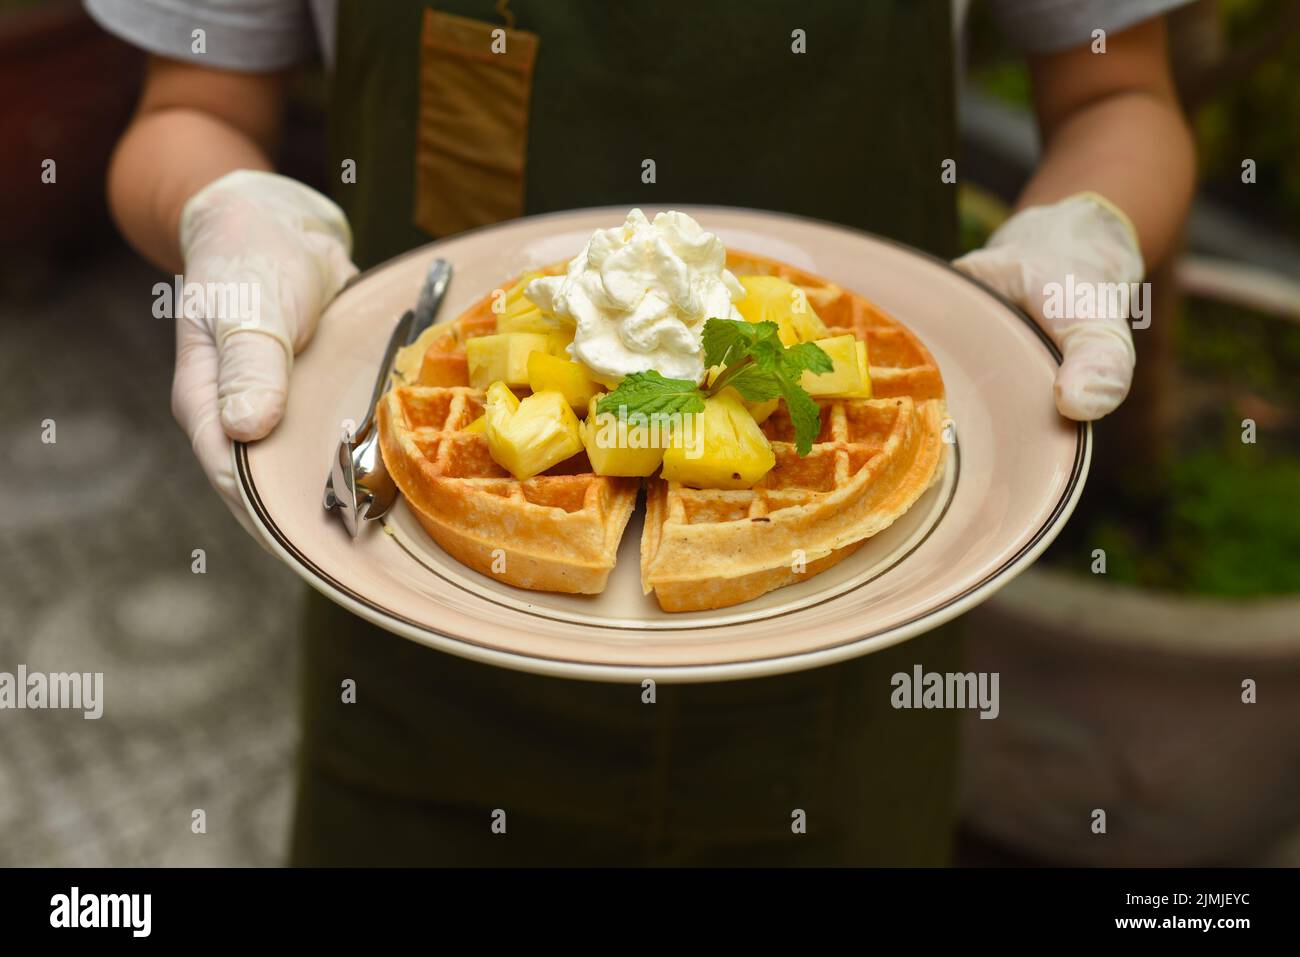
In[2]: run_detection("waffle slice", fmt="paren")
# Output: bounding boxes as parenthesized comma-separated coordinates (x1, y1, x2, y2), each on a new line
(639, 252, 948, 611)
(376, 385, 638, 594)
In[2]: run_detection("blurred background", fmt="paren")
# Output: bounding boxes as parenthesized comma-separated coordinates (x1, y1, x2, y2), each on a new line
(1, 0, 1298, 866)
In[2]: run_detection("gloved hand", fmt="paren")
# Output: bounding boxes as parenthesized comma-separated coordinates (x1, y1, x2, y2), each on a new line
(954, 192, 1144, 421)
(172, 170, 357, 529)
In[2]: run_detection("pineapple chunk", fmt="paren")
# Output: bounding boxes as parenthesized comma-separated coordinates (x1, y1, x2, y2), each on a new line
(705, 364, 779, 424)
(800, 334, 866, 396)
(735, 275, 829, 345)
(581, 395, 668, 477)
(498, 312, 569, 336)
(661, 389, 775, 489)
(839, 341, 873, 398)
(496, 271, 575, 335)
(528, 352, 601, 413)
(747, 397, 780, 424)
(462, 414, 486, 434)
(497, 271, 543, 319)
(483, 382, 583, 480)
(466, 333, 550, 389)
(546, 327, 575, 357)
(498, 310, 574, 338)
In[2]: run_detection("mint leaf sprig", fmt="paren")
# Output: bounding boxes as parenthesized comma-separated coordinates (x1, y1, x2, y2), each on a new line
(593, 371, 706, 419)
(595, 319, 832, 456)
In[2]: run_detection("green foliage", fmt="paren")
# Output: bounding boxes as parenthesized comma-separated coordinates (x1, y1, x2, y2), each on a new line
(963, 2, 1033, 108)
(1046, 299, 1300, 598)
(968, 59, 1032, 109)
(1165, 449, 1300, 596)
(1197, 0, 1300, 237)
(1072, 450, 1300, 597)
(1175, 292, 1300, 406)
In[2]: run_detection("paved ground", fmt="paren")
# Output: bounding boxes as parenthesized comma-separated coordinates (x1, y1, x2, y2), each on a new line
(0, 244, 300, 866)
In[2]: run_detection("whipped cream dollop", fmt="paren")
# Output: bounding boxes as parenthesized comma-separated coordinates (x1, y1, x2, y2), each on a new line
(524, 209, 744, 383)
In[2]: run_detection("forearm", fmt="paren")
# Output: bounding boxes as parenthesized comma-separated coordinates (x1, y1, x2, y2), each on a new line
(1018, 89, 1195, 270)
(106, 56, 288, 274)
(108, 110, 273, 274)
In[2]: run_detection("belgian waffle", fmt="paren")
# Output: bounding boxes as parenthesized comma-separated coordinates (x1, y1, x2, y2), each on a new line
(378, 251, 946, 610)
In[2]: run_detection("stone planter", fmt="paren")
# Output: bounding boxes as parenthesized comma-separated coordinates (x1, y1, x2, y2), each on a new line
(961, 566, 1300, 865)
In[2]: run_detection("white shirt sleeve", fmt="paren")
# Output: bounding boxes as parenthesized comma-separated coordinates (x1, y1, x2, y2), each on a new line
(987, 0, 1196, 54)
(84, 0, 326, 70)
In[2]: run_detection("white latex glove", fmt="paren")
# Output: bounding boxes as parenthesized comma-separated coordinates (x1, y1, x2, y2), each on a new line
(954, 192, 1144, 421)
(172, 170, 357, 529)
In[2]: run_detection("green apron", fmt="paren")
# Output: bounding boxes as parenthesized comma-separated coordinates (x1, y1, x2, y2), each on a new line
(293, 0, 962, 866)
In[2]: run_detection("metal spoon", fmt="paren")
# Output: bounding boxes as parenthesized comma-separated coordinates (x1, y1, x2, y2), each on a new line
(323, 259, 452, 536)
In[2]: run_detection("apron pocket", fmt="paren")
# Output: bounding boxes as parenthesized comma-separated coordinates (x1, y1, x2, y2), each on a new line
(414, 9, 539, 238)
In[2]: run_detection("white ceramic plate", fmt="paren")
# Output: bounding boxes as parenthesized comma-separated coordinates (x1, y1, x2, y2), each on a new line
(237, 206, 1089, 682)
